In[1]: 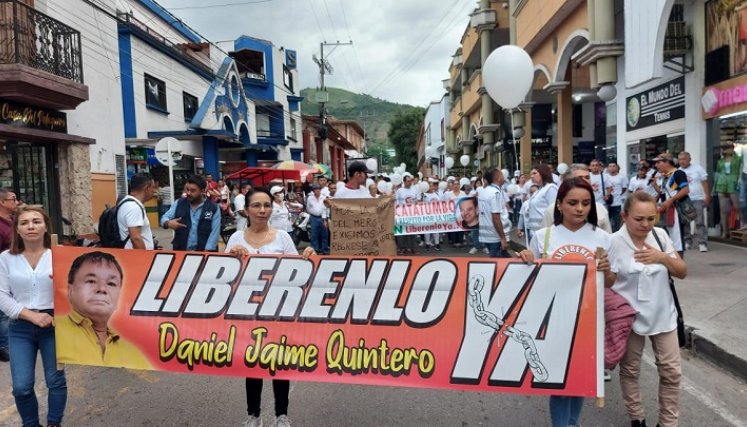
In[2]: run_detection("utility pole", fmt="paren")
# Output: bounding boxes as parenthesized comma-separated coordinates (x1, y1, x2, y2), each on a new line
(312, 41, 353, 142)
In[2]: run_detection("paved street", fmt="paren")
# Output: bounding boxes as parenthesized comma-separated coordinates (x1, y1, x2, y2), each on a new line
(0, 234, 746, 426)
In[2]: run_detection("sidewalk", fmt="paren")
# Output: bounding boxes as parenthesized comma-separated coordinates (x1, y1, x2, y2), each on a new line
(151, 228, 747, 381)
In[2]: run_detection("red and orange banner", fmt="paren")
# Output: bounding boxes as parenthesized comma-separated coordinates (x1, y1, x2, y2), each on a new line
(52, 247, 602, 398)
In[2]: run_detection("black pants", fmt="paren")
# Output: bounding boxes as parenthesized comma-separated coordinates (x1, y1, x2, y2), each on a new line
(245, 378, 289, 417)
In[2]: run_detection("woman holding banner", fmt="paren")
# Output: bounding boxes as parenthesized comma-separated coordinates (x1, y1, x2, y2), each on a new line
(611, 191, 687, 427)
(518, 177, 617, 427)
(0, 206, 67, 427)
(225, 188, 315, 427)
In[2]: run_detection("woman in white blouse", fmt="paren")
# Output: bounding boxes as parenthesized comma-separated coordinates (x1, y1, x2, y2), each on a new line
(522, 164, 559, 242)
(611, 191, 687, 427)
(0, 206, 67, 427)
(225, 188, 314, 427)
(269, 185, 302, 234)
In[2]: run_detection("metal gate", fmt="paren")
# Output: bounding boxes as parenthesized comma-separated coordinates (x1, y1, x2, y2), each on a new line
(8, 141, 60, 231)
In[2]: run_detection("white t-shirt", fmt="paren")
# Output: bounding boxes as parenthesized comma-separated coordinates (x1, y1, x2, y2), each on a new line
(443, 190, 466, 202)
(628, 176, 657, 197)
(478, 184, 511, 243)
(529, 223, 617, 271)
(233, 193, 247, 231)
(224, 229, 297, 255)
(117, 196, 153, 249)
(422, 191, 442, 203)
(396, 186, 419, 205)
(606, 173, 628, 207)
(590, 172, 609, 204)
(679, 164, 708, 201)
(611, 227, 677, 335)
(333, 185, 371, 199)
(270, 201, 292, 232)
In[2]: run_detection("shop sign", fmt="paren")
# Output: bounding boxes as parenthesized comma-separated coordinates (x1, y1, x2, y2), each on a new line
(0, 98, 67, 133)
(626, 77, 685, 131)
(701, 82, 747, 117)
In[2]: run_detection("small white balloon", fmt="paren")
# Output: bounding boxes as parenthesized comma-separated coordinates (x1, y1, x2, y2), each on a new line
(502, 169, 510, 181)
(365, 158, 377, 172)
(391, 173, 403, 185)
(460, 155, 470, 167)
(424, 146, 434, 158)
(418, 181, 429, 193)
(400, 162, 406, 168)
(376, 180, 387, 193)
(366, 178, 375, 188)
(438, 181, 448, 191)
(507, 184, 520, 195)
(483, 45, 534, 109)
(384, 182, 394, 194)
(445, 157, 455, 169)
(557, 162, 569, 175)
(459, 177, 470, 188)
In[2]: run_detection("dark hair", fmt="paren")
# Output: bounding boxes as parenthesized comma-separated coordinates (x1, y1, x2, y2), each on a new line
(129, 173, 154, 193)
(553, 177, 598, 227)
(9, 206, 52, 254)
(67, 251, 123, 285)
(186, 175, 207, 191)
(246, 187, 273, 205)
(484, 166, 500, 184)
(623, 191, 656, 214)
(533, 164, 554, 186)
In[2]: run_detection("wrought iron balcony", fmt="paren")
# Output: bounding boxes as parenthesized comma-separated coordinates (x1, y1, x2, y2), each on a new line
(0, 0, 83, 83)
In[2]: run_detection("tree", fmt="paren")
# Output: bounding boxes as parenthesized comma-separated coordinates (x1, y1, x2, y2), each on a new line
(387, 107, 424, 173)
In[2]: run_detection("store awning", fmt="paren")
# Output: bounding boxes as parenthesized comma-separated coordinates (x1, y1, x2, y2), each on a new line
(224, 167, 300, 185)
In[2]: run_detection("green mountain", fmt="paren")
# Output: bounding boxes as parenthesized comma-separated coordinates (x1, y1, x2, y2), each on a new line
(300, 87, 420, 150)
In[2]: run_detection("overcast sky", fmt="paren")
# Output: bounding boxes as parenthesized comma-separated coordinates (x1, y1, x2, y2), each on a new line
(154, 0, 477, 107)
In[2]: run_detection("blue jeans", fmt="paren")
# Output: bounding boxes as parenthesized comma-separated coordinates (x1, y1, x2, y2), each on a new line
(0, 311, 8, 350)
(470, 229, 483, 249)
(484, 242, 510, 258)
(309, 215, 329, 254)
(9, 315, 67, 427)
(549, 395, 584, 427)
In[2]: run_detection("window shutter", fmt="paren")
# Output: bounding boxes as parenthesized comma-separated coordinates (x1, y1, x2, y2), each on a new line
(115, 154, 127, 198)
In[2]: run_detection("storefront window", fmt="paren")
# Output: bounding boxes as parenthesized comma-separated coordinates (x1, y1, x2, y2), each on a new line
(635, 134, 685, 164)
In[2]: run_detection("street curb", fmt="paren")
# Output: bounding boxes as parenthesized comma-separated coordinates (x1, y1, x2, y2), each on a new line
(688, 327, 747, 383)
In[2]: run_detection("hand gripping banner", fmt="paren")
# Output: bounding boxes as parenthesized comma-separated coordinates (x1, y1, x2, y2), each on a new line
(53, 247, 603, 398)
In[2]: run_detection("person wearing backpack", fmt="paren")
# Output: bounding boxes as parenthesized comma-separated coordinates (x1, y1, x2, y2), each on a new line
(160, 175, 221, 251)
(117, 173, 156, 249)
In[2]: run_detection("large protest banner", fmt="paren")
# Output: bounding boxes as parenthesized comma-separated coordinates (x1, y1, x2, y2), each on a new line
(394, 199, 465, 236)
(53, 246, 603, 398)
(328, 196, 396, 256)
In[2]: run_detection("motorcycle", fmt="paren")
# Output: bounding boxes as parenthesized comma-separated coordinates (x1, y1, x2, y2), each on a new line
(291, 211, 310, 246)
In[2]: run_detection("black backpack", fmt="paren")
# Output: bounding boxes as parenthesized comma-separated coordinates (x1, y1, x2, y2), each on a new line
(98, 198, 142, 248)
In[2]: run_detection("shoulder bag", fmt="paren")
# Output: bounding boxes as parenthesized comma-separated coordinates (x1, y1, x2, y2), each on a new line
(651, 228, 687, 348)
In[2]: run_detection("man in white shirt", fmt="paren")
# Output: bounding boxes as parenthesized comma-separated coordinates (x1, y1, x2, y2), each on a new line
(478, 166, 511, 258)
(318, 175, 331, 197)
(589, 159, 610, 205)
(307, 184, 329, 254)
(422, 178, 443, 250)
(605, 161, 628, 232)
(117, 173, 156, 249)
(333, 161, 373, 199)
(233, 183, 251, 231)
(541, 164, 612, 233)
(678, 151, 711, 252)
(395, 173, 419, 254)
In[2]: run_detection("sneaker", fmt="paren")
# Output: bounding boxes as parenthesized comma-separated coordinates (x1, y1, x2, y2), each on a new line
(631, 420, 647, 427)
(434, 244, 441, 251)
(685, 242, 692, 250)
(275, 415, 291, 427)
(483, 248, 489, 255)
(243, 415, 263, 427)
(699, 244, 708, 252)
(604, 369, 611, 382)
(469, 247, 478, 255)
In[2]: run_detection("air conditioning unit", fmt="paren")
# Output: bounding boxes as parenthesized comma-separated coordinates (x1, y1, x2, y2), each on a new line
(664, 21, 691, 56)
(242, 72, 265, 80)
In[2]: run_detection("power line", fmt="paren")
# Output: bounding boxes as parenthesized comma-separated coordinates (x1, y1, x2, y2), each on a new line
(168, 0, 274, 11)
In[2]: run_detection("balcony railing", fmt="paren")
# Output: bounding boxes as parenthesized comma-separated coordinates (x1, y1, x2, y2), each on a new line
(0, 0, 83, 83)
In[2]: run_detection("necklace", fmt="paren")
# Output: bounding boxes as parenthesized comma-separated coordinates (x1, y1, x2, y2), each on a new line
(244, 227, 271, 246)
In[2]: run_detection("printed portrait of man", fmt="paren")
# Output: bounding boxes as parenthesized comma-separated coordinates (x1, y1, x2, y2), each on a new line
(55, 251, 151, 370)
(456, 197, 479, 230)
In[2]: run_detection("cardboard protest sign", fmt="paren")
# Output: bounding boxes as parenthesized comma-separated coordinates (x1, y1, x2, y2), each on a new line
(53, 247, 603, 399)
(328, 196, 396, 256)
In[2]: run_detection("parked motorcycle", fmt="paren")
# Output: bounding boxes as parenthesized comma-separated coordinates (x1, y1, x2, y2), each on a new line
(291, 211, 310, 246)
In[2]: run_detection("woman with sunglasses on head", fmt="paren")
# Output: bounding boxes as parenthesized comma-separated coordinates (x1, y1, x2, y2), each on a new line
(225, 188, 314, 427)
(0, 206, 67, 427)
(518, 177, 617, 427)
(610, 191, 687, 427)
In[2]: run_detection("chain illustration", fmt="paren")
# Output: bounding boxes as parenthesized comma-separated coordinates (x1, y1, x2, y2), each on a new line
(467, 275, 549, 382)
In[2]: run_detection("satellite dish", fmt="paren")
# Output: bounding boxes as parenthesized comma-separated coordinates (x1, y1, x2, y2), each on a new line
(155, 137, 183, 167)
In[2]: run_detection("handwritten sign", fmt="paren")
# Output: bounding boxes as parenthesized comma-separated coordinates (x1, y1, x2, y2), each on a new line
(328, 196, 396, 256)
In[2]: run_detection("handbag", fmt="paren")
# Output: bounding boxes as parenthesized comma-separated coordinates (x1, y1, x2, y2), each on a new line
(656, 205, 676, 228)
(651, 229, 687, 348)
(675, 196, 697, 223)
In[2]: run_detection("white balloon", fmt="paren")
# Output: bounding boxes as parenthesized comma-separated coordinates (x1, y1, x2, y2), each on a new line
(424, 146, 434, 158)
(444, 157, 455, 169)
(376, 180, 388, 193)
(418, 181, 429, 193)
(438, 181, 448, 191)
(459, 177, 470, 188)
(383, 182, 394, 194)
(507, 184, 520, 195)
(557, 162, 569, 175)
(366, 158, 377, 172)
(366, 178, 375, 188)
(400, 162, 406, 168)
(483, 45, 534, 109)
(460, 155, 470, 167)
(502, 169, 510, 181)
(390, 173, 403, 185)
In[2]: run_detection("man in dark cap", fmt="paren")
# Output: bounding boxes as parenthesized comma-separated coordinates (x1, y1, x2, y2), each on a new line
(334, 161, 373, 199)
